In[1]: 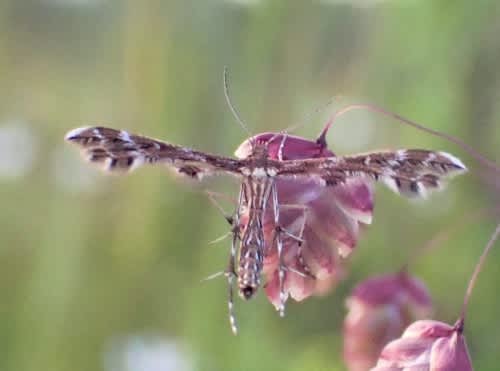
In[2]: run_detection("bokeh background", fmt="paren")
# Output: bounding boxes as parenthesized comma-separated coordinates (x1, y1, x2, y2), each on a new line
(1, 1, 500, 370)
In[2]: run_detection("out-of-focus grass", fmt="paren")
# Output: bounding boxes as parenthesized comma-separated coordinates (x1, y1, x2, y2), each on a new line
(0, 1, 499, 370)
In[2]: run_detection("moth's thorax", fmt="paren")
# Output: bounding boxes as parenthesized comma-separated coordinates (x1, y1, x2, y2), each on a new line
(234, 139, 269, 160)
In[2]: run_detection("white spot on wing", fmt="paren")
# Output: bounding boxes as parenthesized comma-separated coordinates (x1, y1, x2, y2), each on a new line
(65, 127, 90, 140)
(382, 176, 400, 194)
(104, 157, 114, 171)
(92, 128, 103, 138)
(119, 130, 132, 143)
(415, 182, 428, 199)
(396, 149, 407, 160)
(129, 157, 145, 172)
(438, 151, 467, 171)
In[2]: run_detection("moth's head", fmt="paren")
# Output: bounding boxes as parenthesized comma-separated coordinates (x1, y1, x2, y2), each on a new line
(234, 132, 335, 160)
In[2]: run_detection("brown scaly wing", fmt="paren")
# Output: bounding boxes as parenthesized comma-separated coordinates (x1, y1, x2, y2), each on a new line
(274, 149, 467, 197)
(65, 126, 245, 179)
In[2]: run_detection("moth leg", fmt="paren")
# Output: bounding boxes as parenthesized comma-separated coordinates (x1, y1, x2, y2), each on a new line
(200, 271, 225, 282)
(270, 181, 286, 316)
(225, 185, 245, 335)
(207, 232, 233, 246)
(271, 183, 311, 316)
(206, 190, 237, 226)
(276, 204, 309, 244)
(201, 224, 239, 334)
(225, 231, 238, 335)
(277, 203, 314, 279)
(200, 190, 239, 328)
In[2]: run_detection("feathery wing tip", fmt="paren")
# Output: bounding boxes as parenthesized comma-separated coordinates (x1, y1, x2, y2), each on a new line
(65, 127, 91, 141)
(438, 151, 467, 173)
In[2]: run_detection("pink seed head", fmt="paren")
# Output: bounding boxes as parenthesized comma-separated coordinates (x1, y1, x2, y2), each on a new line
(235, 132, 374, 309)
(234, 132, 334, 160)
(371, 319, 472, 371)
(344, 271, 432, 371)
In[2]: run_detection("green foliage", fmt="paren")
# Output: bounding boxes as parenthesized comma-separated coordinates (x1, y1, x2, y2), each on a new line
(0, 1, 499, 370)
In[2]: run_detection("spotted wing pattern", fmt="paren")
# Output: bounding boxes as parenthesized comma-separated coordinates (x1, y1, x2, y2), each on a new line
(65, 126, 244, 179)
(276, 149, 467, 198)
(66, 127, 467, 197)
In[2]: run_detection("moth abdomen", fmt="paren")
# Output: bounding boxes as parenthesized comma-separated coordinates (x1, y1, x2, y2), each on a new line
(237, 244, 264, 300)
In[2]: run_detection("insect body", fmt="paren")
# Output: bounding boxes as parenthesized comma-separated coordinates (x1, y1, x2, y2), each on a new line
(65, 124, 467, 333)
(237, 176, 269, 300)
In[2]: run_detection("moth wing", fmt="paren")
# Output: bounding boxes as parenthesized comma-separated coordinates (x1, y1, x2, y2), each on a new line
(65, 126, 244, 179)
(275, 149, 467, 198)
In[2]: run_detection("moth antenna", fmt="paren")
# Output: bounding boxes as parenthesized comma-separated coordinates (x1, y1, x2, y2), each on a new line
(285, 95, 340, 135)
(317, 103, 500, 174)
(223, 66, 254, 146)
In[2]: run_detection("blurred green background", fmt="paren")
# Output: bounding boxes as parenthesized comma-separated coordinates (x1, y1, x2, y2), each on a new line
(1, 1, 500, 370)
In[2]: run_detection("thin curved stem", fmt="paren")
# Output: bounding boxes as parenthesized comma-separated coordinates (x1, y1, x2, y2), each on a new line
(461, 221, 500, 323)
(317, 103, 500, 174)
(406, 207, 500, 269)
(283, 95, 341, 135)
